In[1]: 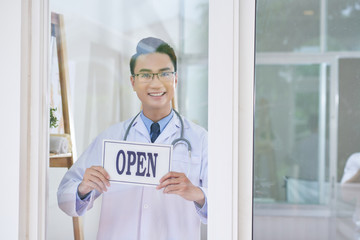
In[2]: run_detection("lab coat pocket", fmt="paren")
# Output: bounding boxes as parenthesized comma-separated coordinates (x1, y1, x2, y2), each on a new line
(171, 152, 201, 185)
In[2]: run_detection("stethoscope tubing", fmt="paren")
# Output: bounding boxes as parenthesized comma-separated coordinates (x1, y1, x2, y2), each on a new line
(123, 109, 192, 153)
(123, 109, 192, 176)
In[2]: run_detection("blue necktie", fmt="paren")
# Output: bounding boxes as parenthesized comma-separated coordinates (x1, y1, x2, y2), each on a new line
(150, 122, 160, 143)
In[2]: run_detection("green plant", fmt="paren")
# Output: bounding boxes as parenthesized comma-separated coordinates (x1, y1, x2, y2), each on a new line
(50, 107, 59, 128)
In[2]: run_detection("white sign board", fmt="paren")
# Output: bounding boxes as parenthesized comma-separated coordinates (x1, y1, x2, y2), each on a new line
(102, 140, 172, 186)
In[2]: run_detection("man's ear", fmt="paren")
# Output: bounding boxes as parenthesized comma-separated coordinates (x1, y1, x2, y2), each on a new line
(174, 72, 178, 88)
(130, 76, 135, 89)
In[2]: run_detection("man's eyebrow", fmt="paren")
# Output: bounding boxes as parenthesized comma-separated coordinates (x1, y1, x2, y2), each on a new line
(138, 69, 152, 72)
(138, 67, 172, 72)
(159, 67, 171, 72)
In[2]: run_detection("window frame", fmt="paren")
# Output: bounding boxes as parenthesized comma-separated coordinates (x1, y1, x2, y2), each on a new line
(208, 0, 255, 239)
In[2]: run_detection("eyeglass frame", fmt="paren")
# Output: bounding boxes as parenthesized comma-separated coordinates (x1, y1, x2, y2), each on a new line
(132, 71, 177, 83)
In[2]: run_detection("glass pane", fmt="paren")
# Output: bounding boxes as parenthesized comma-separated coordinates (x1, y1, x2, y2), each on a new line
(254, 64, 330, 204)
(254, 0, 360, 239)
(183, 0, 209, 55)
(327, 0, 360, 51)
(256, 0, 320, 53)
(180, 64, 208, 129)
(48, 0, 208, 239)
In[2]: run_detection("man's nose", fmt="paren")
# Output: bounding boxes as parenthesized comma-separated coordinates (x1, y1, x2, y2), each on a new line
(149, 74, 163, 85)
(152, 73, 161, 80)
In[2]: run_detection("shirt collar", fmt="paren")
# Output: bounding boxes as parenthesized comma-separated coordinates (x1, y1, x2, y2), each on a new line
(140, 110, 174, 135)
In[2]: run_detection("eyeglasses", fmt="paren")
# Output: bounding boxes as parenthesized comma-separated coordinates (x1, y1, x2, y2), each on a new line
(132, 71, 176, 83)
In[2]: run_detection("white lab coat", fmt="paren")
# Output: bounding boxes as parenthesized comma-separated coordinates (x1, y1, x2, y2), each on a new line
(341, 152, 360, 183)
(57, 114, 208, 240)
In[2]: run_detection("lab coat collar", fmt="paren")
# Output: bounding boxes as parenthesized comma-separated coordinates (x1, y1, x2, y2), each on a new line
(130, 114, 151, 142)
(155, 112, 189, 144)
(129, 112, 189, 144)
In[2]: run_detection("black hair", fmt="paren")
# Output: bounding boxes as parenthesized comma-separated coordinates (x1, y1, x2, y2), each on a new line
(130, 37, 177, 75)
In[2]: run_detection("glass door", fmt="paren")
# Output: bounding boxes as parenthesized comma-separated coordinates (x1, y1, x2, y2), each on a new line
(47, 0, 209, 239)
(253, 0, 360, 239)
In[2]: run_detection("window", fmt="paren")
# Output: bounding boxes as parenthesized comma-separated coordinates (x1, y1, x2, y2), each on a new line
(48, 1, 208, 239)
(254, 0, 360, 239)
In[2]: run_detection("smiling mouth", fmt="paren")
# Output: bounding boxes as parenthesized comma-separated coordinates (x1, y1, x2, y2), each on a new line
(148, 92, 166, 97)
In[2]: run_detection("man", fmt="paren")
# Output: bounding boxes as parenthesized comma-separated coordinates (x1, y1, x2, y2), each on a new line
(58, 37, 208, 240)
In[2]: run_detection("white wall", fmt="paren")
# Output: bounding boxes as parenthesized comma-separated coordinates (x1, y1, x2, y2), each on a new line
(0, 0, 21, 238)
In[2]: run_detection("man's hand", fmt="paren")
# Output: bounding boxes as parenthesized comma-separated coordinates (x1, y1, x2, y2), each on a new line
(156, 171, 205, 207)
(78, 166, 110, 199)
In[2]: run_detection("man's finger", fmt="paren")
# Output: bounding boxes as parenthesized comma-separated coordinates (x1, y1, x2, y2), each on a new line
(88, 179, 106, 193)
(92, 166, 110, 179)
(157, 178, 180, 189)
(89, 175, 108, 192)
(163, 184, 181, 194)
(89, 169, 110, 187)
(159, 171, 183, 183)
(83, 180, 103, 194)
(159, 172, 173, 183)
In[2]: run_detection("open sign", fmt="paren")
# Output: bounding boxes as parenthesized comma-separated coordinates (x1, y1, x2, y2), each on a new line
(102, 140, 172, 186)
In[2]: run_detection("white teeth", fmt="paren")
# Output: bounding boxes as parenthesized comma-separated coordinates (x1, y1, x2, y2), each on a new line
(149, 92, 165, 97)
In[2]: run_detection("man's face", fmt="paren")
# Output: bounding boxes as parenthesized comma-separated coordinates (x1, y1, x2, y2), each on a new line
(131, 52, 177, 115)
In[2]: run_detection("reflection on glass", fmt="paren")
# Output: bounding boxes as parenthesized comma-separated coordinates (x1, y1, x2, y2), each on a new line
(327, 0, 360, 51)
(48, 1, 209, 239)
(181, 64, 208, 128)
(256, 0, 320, 52)
(254, 65, 330, 204)
(256, 0, 360, 53)
(254, 0, 360, 239)
(183, 0, 208, 55)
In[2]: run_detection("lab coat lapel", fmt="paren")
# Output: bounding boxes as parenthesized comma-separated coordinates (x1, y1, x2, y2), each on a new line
(131, 114, 151, 142)
(155, 115, 181, 144)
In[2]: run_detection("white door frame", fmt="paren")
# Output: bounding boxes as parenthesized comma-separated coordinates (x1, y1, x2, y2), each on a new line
(208, 0, 255, 239)
(19, 0, 49, 239)
(20, 0, 256, 239)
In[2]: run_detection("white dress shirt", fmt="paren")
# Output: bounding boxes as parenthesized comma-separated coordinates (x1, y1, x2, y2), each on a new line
(57, 113, 208, 240)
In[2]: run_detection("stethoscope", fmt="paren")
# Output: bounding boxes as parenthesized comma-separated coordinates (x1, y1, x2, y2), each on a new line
(123, 109, 192, 160)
